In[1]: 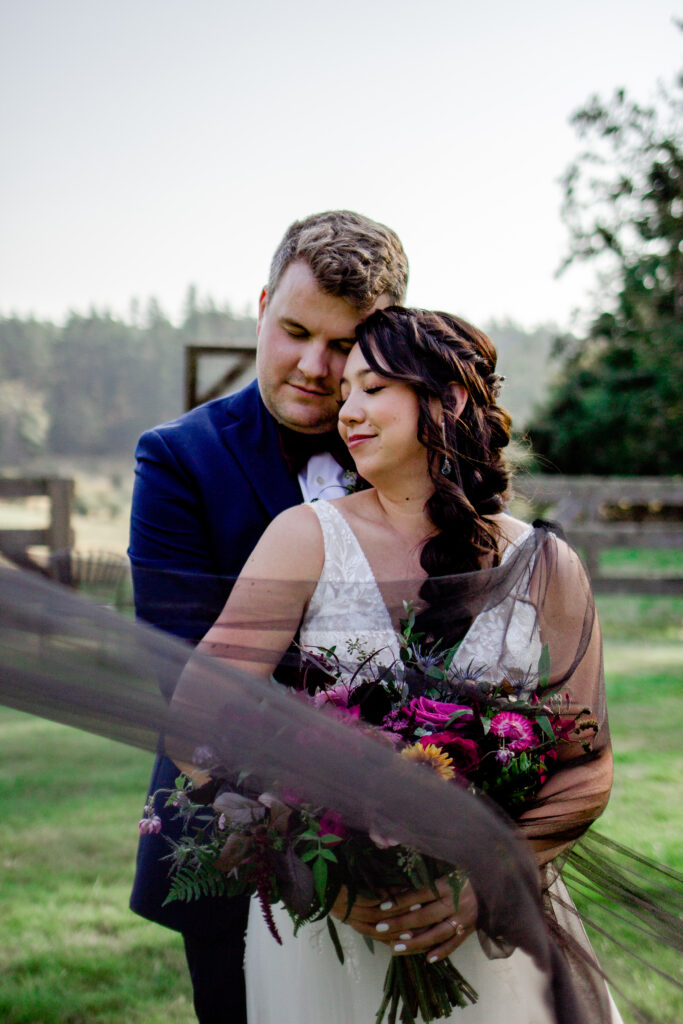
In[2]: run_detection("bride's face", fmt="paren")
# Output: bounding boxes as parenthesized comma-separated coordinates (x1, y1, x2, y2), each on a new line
(337, 344, 429, 483)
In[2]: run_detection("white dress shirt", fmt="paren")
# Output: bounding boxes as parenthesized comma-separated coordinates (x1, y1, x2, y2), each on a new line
(298, 452, 356, 502)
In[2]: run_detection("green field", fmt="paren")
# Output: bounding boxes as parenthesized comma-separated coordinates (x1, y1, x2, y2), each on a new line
(0, 593, 680, 1023)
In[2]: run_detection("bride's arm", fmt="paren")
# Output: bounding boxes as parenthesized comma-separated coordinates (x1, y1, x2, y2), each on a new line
(518, 531, 613, 864)
(194, 504, 323, 679)
(168, 505, 323, 773)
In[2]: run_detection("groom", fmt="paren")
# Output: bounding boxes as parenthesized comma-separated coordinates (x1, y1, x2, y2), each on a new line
(128, 210, 409, 1023)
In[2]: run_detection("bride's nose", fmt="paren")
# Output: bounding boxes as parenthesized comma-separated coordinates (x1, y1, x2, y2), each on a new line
(338, 392, 363, 425)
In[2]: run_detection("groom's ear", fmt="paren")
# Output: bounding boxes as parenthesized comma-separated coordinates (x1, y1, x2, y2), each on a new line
(257, 287, 269, 334)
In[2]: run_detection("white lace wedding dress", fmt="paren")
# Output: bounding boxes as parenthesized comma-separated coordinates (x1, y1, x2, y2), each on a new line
(244, 500, 620, 1024)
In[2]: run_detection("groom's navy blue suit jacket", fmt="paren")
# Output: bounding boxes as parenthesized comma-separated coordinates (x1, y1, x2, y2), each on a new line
(129, 379, 303, 935)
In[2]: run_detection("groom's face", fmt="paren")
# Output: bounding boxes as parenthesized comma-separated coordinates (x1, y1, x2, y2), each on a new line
(256, 260, 391, 434)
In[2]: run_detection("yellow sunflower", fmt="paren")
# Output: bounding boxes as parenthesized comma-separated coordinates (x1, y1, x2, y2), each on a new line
(401, 742, 455, 781)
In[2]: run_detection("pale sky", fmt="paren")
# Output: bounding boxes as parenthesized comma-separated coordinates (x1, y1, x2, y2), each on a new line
(1, 1, 680, 331)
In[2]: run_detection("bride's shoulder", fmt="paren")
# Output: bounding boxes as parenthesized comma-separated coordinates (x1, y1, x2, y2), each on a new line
(490, 512, 532, 550)
(245, 504, 324, 581)
(492, 513, 583, 578)
(267, 503, 325, 545)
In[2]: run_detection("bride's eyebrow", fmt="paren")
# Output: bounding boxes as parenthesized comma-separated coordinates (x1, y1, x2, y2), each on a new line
(340, 368, 372, 388)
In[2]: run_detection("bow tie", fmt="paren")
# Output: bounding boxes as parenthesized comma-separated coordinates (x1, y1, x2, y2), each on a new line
(277, 425, 356, 476)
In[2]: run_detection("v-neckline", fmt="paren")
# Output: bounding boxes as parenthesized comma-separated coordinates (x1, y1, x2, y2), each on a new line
(322, 501, 534, 579)
(315, 501, 396, 635)
(317, 500, 536, 648)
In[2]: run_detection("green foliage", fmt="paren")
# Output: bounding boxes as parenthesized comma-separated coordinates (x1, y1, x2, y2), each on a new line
(527, 58, 683, 474)
(164, 862, 229, 904)
(0, 296, 257, 461)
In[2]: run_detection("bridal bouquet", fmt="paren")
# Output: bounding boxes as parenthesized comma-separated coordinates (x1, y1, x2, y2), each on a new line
(141, 605, 597, 1023)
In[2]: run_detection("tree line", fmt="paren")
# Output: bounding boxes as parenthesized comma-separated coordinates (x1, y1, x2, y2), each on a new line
(2, 49, 679, 474)
(0, 296, 558, 464)
(0, 292, 257, 462)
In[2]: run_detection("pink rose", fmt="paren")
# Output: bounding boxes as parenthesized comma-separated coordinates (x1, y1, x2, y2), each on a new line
(404, 697, 473, 730)
(311, 683, 361, 721)
(311, 682, 353, 709)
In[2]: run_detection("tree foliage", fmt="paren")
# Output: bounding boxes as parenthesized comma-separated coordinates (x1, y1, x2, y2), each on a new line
(0, 293, 256, 462)
(528, 58, 683, 475)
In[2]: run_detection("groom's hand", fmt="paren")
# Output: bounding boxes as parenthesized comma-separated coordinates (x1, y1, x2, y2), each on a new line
(330, 878, 478, 963)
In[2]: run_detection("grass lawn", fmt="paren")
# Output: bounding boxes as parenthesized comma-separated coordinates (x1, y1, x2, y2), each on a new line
(0, 592, 680, 1023)
(570, 594, 682, 1023)
(0, 719, 192, 1024)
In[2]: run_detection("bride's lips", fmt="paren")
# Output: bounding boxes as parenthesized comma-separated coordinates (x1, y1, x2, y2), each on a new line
(347, 433, 375, 449)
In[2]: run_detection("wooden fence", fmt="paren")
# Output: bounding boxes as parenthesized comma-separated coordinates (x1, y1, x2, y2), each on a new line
(1, 474, 680, 595)
(0, 476, 129, 602)
(0, 477, 74, 568)
(512, 475, 683, 594)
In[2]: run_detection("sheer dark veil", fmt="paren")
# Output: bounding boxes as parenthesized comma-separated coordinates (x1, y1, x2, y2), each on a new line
(0, 528, 680, 1024)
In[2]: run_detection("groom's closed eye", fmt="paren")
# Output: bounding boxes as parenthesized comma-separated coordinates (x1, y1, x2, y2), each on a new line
(330, 338, 356, 354)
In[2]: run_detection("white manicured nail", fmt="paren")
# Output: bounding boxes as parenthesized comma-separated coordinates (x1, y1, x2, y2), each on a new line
(409, 903, 422, 912)
(399, 932, 412, 940)
(376, 922, 390, 933)
(394, 943, 407, 952)
(379, 900, 394, 911)
(428, 954, 439, 963)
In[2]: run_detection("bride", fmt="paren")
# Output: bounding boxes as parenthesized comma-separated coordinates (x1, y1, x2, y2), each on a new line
(182, 307, 621, 1023)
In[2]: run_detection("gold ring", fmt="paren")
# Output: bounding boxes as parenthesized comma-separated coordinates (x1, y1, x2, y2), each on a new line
(448, 918, 465, 936)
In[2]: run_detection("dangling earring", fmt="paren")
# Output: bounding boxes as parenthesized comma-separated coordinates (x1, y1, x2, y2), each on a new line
(440, 421, 452, 477)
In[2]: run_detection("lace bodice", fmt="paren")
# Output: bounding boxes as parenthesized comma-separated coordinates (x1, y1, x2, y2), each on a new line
(299, 500, 400, 667)
(300, 500, 542, 684)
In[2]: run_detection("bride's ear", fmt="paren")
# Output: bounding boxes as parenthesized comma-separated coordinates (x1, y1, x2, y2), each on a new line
(431, 385, 468, 425)
(450, 384, 468, 421)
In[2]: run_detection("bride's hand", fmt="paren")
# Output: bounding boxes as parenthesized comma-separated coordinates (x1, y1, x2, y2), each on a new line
(330, 878, 478, 963)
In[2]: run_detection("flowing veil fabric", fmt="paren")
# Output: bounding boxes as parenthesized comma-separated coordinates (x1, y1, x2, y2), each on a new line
(0, 546, 680, 1023)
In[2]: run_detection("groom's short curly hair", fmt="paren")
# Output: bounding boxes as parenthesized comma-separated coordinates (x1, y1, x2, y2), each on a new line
(267, 210, 409, 309)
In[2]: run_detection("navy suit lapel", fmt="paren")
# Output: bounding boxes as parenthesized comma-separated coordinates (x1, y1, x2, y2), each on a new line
(220, 382, 303, 518)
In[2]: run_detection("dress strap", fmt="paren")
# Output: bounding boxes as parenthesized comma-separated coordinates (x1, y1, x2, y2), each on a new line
(306, 501, 376, 583)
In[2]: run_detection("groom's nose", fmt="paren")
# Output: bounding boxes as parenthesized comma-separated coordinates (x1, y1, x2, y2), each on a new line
(297, 340, 332, 381)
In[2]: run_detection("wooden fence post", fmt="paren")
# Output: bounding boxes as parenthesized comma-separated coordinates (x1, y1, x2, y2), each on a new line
(46, 478, 74, 553)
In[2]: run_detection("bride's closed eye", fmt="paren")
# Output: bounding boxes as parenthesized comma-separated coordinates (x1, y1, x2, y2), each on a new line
(364, 385, 385, 395)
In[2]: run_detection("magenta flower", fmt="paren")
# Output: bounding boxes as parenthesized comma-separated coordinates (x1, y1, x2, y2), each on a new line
(319, 810, 347, 843)
(138, 815, 162, 835)
(403, 697, 474, 730)
(490, 712, 535, 752)
(420, 732, 480, 777)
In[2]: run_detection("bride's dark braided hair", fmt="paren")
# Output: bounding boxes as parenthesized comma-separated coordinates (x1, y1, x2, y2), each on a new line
(355, 307, 512, 642)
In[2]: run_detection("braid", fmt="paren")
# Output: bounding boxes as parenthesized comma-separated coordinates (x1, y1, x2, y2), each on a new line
(356, 308, 512, 644)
